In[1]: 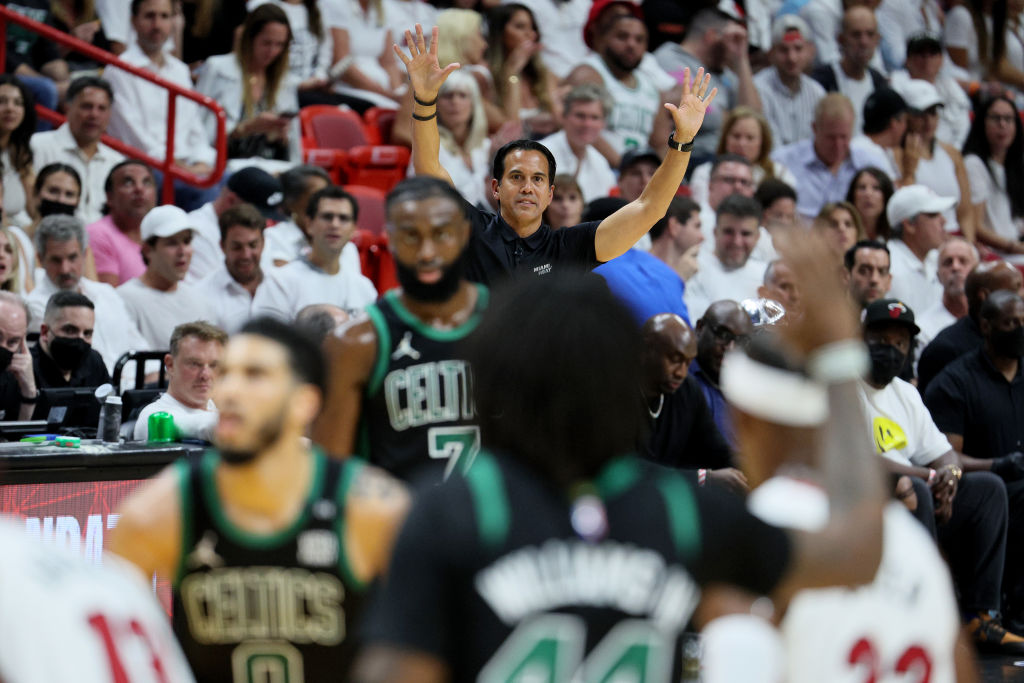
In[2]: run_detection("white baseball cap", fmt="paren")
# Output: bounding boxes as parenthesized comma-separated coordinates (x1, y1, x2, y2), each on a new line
(140, 205, 195, 241)
(894, 78, 943, 112)
(886, 184, 957, 227)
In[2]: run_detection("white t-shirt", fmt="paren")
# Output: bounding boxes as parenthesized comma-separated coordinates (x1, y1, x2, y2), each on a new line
(856, 377, 952, 467)
(133, 392, 217, 441)
(538, 130, 616, 204)
(185, 202, 225, 283)
(965, 154, 1024, 243)
(437, 142, 491, 209)
(887, 239, 942, 320)
(0, 519, 195, 683)
(833, 63, 875, 135)
(683, 251, 767, 321)
(913, 145, 961, 233)
(944, 6, 984, 80)
(504, 0, 591, 79)
(252, 256, 377, 321)
(116, 279, 215, 350)
(260, 222, 362, 271)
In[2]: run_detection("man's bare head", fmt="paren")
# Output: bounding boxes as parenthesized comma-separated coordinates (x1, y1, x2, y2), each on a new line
(966, 260, 1024, 318)
(641, 314, 697, 396)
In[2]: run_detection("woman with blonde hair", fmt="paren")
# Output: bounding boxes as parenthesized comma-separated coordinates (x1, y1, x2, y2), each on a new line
(688, 106, 797, 206)
(813, 201, 866, 259)
(0, 227, 25, 294)
(196, 4, 299, 160)
(397, 69, 491, 207)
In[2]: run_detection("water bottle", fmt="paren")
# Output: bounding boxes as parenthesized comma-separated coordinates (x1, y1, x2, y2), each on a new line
(97, 394, 123, 443)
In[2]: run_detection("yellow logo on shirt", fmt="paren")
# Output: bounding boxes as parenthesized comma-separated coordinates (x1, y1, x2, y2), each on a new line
(873, 416, 908, 454)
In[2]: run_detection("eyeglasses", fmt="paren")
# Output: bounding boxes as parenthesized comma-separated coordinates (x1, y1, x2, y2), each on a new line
(987, 114, 1017, 126)
(711, 175, 754, 189)
(711, 324, 749, 347)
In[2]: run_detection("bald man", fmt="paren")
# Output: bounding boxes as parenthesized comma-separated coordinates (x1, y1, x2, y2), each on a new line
(641, 313, 745, 494)
(772, 93, 889, 221)
(919, 260, 1024, 393)
(691, 300, 754, 450)
(810, 6, 888, 135)
(758, 259, 801, 318)
(916, 237, 977, 346)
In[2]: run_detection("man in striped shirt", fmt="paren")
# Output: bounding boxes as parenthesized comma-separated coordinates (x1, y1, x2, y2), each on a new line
(754, 15, 826, 147)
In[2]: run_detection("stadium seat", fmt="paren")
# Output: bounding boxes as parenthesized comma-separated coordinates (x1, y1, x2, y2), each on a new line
(351, 230, 399, 293)
(364, 107, 398, 145)
(300, 105, 409, 191)
(340, 145, 410, 194)
(344, 185, 388, 236)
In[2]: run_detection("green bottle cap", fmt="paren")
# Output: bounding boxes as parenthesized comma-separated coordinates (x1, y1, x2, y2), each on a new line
(148, 412, 178, 443)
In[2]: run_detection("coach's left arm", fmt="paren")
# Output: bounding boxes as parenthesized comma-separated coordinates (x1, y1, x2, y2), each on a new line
(593, 68, 716, 263)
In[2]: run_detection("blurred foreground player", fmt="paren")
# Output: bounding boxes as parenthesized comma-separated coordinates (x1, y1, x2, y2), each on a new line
(110, 318, 409, 682)
(701, 232, 970, 682)
(353, 267, 887, 683)
(314, 177, 488, 480)
(0, 519, 195, 683)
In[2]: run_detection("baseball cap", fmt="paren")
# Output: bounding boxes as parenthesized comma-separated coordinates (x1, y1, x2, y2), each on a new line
(770, 14, 810, 46)
(583, 0, 643, 49)
(227, 167, 285, 219)
(619, 148, 661, 174)
(140, 205, 195, 242)
(863, 298, 921, 336)
(886, 184, 957, 227)
(906, 31, 943, 55)
(894, 78, 943, 113)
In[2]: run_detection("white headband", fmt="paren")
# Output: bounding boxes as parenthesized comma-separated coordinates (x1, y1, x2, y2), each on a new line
(720, 350, 828, 427)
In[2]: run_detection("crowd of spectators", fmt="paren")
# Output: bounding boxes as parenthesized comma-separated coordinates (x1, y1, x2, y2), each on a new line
(7, 0, 1024, 655)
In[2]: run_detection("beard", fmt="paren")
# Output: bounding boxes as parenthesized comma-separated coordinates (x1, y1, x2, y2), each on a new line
(606, 49, 642, 73)
(395, 250, 466, 302)
(217, 408, 287, 466)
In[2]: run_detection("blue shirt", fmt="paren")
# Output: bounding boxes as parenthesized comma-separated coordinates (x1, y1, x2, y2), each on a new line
(595, 249, 690, 327)
(771, 137, 889, 221)
(691, 360, 735, 450)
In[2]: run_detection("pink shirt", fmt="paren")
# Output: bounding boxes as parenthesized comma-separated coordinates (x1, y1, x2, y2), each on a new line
(86, 215, 145, 285)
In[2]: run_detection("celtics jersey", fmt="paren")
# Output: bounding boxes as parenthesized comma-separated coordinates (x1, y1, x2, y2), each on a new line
(360, 285, 488, 480)
(363, 452, 793, 682)
(171, 450, 367, 683)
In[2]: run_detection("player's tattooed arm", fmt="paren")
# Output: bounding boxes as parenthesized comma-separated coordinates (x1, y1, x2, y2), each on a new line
(311, 318, 378, 457)
(345, 465, 412, 583)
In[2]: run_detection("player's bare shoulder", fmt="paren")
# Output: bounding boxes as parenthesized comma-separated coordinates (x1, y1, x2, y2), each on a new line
(108, 462, 186, 578)
(344, 463, 411, 580)
(325, 311, 379, 378)
(348, 462, 411, 516)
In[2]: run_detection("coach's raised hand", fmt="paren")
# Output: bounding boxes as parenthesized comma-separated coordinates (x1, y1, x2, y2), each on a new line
(664, 67, 718, 146)
(394, 24, 460, 103)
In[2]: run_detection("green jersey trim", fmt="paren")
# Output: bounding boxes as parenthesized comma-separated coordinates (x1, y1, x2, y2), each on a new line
(365, 303, 392, 397)
(334, 458, 368, 591)
(657, 471, 701, 561)
(383, 283, 489, 342)
(173, 458, 194, 589)
(593, 456, 642, 500)
(200, 447, 328, 549)
(465, 450, 510, 551)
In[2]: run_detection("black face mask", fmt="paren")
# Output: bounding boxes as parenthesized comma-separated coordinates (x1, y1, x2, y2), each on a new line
(868, 342, 906, 386)
(394, 250, 466, 303)
(38, 199, 77, 218)
(992, 326, 1024, 359)
(48, 335, 90, 371)
(0, 346, 13, 373)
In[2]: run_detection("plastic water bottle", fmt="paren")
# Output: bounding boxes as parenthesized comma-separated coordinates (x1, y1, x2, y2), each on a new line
(97, 394, 122, 443)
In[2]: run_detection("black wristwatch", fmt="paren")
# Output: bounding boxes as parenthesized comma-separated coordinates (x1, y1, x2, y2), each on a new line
(667, 133, 695, 153)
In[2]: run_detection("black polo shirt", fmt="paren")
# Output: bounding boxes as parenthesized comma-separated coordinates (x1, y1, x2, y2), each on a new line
(918, 315, 982, 394)
(463, 201, 602, 286)
(30, 344, 111, 422)
(644, 375, 734, 470)
(924, 347, 1024, 459)
(0, 372, 24, 422)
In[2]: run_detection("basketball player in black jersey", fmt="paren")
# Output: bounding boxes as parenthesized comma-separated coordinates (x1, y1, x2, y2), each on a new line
(352, 235, 889, 683)
(313, 176, 487, 480)
(110, 318, 409, 683)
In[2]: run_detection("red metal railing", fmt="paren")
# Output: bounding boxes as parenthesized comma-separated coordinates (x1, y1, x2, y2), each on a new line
(0, 6, 227, 204)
